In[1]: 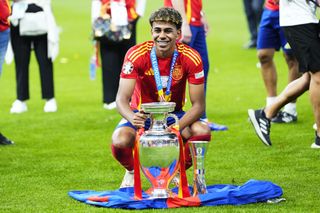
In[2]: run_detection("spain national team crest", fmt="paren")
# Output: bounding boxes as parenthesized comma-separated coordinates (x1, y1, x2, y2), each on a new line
(172, 65, 183, 81)
(122, 61, 134, 74)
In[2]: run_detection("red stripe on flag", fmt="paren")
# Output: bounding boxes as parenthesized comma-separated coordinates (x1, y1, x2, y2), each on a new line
(167, 196, 201, 208)
(87, 196, 109, 202)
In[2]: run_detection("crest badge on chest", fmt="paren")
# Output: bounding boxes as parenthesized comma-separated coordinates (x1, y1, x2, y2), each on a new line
(172, 65, 183, 81)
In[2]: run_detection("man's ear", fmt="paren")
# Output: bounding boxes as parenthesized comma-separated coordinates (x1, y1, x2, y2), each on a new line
(177, 29, 181, 38)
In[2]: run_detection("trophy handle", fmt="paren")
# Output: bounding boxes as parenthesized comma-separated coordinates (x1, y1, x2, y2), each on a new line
(165, 113, 179, 129)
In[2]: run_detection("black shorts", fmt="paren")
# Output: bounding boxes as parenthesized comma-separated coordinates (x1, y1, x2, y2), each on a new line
(282, 23, 320, 73)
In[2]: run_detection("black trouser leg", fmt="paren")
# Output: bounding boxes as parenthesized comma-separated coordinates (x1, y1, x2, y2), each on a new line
(243, 0, 264, 42)
(33, 34, 54, 100)
(100, 42, 123, 104)
(10, 26, 31, 101)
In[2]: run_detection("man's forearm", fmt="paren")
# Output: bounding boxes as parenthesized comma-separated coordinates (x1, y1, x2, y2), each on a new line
(178, 103, 204, 130)
(116, 98, 135, 123)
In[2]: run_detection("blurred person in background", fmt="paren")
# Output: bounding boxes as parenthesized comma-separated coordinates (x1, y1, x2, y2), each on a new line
(248, 0, 320, 148)
(242, 0, 264, 49)
(164, 0, 228, 131)
(9, 0, 59, 113)
(91, 0, 146, 110)
(0, 0, 14, 145)
(257, 0, 299, 123)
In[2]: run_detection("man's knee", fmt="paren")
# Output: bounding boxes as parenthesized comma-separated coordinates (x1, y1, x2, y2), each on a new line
(184, 122, 211, 170)
(190, 121, 211, 136)
(112, 127, 136, 148)
(111, 127, 136, 171)
(258, 51, 273, 64)
(284, 53, 298, 67)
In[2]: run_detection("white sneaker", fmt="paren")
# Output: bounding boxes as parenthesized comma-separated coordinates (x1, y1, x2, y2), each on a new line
(10, 100, 27, 114)
(311, 132, 320, 149)
(313, 123, 317, 131)
(119, 170, 134, 188)
(44, 98, 57, 112)
(103, 101, 116, 110)
(311, 143, 320, 149)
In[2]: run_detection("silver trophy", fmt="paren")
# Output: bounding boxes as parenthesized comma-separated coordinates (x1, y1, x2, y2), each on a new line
(189, 141, 209, 196)
(138, 102, 180, 198)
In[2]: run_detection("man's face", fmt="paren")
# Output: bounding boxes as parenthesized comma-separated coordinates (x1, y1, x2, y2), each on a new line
(151, 21, 181, 56)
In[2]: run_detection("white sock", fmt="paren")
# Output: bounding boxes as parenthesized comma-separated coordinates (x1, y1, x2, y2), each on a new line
(201, 118, 208, 122)
(283, 102, 297, 116)
(266, 97, 277, 107)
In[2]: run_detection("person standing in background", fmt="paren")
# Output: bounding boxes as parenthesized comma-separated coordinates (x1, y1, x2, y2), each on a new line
(256, 0, 299, 123)
(9, 0, 59, 113)
(248, 0, 320, 148)
(242, 0, 264, 49)
(164, 0, 228, 131)
(91, 0, 146, 110)
(0, 0, 14, 145)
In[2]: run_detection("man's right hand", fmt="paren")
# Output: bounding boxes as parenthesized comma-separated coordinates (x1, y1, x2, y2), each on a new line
(130, 111, 148, 129)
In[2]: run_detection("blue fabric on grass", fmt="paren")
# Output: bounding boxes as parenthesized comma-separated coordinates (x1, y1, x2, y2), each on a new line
(68, 179, 283, 209)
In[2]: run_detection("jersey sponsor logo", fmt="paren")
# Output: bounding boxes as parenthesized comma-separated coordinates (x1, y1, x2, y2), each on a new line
(172, 65, 183, 81)
(195, 70, 204, 79)
(122, 61, 134, 74)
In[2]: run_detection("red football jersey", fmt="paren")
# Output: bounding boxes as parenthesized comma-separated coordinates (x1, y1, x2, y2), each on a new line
(265, 0, 279, 11)
(120, 41, 204, 111)
(164, 0, 203, 26)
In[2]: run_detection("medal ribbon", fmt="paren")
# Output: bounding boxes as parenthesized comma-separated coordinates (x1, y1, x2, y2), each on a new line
(150, 46, 178, 102)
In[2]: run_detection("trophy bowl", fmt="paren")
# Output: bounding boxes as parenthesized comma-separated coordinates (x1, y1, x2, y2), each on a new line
(141, 102, 176, 114)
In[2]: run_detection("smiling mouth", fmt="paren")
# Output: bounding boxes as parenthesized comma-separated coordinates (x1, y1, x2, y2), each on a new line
(156, 41, 170, 47)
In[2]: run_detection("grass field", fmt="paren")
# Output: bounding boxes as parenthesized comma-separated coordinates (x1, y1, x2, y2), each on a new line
(1, 0, 320, 212)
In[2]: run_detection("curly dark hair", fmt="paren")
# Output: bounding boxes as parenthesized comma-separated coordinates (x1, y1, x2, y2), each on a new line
(149, 7, 183, 30)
